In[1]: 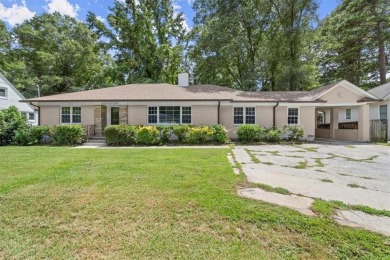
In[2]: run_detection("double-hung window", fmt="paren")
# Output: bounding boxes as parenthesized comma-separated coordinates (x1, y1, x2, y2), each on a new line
(380, 105, 387, 120)
(61, 107, 81, 124)
(0, 87, 6, 98)
(234, 107, 255, 124)
(288, 108, 299, 125)
(346, 109, 351, 120)
(148, 106, 191, 124)
(28, 113, 35, 121)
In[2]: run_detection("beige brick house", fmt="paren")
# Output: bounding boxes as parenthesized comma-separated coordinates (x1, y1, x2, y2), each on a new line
(22, 76, 378, 141)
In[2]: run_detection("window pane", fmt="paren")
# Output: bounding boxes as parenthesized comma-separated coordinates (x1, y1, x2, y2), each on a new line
(182, 107, 191, 124)
(62, 115, 70, 123)
(246, 116, 255, 124)
(246, 107, 255, 116)
(72, 115, 81, 123)
(29, 113, 35, 120)
(288, 108, 298, 125)
(148, 107, 157, 115)
(346, 109, 351, 119)
(148, 115, 157, 124)
(0, 88, 5, 97)
(234, 107, 243, 116)
(234, 116, 244, 124)
(380, 105, 387, 120)
(288, 108, 298, 116)
(62, 107, 70, 115)
(73, 107, 81, 115)
(159, 106, 180, 124)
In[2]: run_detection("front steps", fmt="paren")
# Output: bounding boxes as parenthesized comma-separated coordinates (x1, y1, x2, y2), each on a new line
(82, 136, 107, 147)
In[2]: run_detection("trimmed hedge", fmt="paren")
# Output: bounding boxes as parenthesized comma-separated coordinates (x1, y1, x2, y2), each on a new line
(105, 125, 228, 146)
(237, 124, 303, 143)
(13, 125, 84, 146)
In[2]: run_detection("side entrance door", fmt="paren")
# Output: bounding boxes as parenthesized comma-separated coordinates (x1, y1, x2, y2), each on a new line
(111, 107, 120, 125)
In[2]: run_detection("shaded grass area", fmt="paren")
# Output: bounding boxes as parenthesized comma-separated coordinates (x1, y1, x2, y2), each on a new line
(312, 200, 390, 218)
(0, 147, 389, 259)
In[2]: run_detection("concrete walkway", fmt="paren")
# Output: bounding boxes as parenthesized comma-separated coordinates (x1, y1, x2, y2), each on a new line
(233, 143, 390, 211)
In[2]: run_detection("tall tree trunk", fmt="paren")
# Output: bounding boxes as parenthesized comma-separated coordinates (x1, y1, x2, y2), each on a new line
(378, 42, 387, 84)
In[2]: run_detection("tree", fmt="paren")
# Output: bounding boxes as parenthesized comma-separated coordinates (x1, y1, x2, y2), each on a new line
(190, 0, 319, 91)
(0, 20, 12, 69)
(87, 0, 186, 85)
(7, 12, 112, 97)
(318, 0, 389, 88)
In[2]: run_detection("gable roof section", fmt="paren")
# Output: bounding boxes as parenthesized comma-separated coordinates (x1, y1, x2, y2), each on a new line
(309, 80, 379, 101)
(23, 83, 324, 103)
(0, 72, 27, 101)
(367, 83, 390, 100)
(22, 79, 378, 104)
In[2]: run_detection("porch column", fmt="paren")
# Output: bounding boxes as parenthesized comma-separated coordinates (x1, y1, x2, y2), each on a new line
(119, 105, 128, 125)
(358, 104, 370, 142)
(329, 108, 339, 139)
(94, 105, 107, 136)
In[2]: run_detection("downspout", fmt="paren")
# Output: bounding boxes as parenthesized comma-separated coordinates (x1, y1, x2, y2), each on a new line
(217, 101, 221, 124)
(29, 102, 40, 126)
(273, 102, 279, 127)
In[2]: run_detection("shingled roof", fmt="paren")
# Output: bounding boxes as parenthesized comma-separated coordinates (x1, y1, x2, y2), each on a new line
(23, 83, 326, 103)
(368, 83, 390, 100)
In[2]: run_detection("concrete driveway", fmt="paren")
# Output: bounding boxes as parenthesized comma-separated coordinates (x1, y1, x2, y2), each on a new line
(233, 142, 390, 210)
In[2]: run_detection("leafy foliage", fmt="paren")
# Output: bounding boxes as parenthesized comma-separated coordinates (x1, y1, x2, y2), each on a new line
(87, 0, 186, 85)
(52, 125, 85, 145)
(0, 106, 28, 146)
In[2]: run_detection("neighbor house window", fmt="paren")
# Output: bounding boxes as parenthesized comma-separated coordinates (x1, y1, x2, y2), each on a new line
(0, 87, 6, 98)
(61, 106, 81, 124)
(380, 105, 387, 120)
(28, 113, 35, 121)
(288, 108, 299, 125)
(148, 106, 191, 124)
(234, 107, 255, 124)
(346, 109, 351, 119)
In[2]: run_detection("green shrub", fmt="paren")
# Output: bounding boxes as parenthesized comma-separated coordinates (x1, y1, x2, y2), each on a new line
(13, 128, 30, 145)
(0, 106, 28, 146)
(52, 125, 85, 145)
(183, 126, 214, 144)
(211, 124, 229, 143)
(263, 127, 281, 143)
(105, 125, 137, 145)
(136, 126, 161, 145)
(237, 124, 262, 142)
(282, 125, 304, 142)
(172, 125, 190, 142)
(156, 126, 173, 142)
(29, 126, 53, 144)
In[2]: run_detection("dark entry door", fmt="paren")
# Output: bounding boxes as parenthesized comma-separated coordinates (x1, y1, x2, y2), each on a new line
(111, 107, 120, 125)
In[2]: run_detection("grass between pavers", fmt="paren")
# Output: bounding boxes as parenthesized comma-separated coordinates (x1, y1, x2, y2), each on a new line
(0, 147, 389, 259)
(244, 149, 260, 163)
(347, 183, 367, 189)
(312, 200, 390, 218)
(243, 182, 291, 195)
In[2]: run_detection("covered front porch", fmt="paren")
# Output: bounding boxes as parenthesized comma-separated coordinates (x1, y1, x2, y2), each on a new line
(315, 104, 370, 142)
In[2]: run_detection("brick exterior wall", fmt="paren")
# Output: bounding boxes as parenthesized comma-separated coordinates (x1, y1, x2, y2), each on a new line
(119, 105, 128, 125)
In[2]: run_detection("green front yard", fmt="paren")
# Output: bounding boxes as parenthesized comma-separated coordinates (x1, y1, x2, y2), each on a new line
(0, 147, 388, 258)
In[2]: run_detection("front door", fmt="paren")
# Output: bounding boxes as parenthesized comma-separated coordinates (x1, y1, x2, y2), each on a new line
(111, 107, 120, 125)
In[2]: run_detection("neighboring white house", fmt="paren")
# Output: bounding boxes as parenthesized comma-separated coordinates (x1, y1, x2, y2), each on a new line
(0, 72, 38, 125)
(368, 83, 390, 140)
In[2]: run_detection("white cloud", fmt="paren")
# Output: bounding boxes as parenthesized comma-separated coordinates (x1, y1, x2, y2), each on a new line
(173, 1, 191, 32)
(96, 15, 105, 22)
(0, 1, 35, 26)
(44, 0, 80, 18)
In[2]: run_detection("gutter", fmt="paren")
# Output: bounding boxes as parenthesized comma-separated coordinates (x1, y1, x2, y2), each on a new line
(273, 102, 279, 127)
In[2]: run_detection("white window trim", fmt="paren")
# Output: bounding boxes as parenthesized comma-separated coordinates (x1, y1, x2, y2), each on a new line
(60, 106, 82, 124)
(287, 107, 300, 126)
(0, 87, 7, 99)
(379, 105, 387, 120)
(147, 106, 192, 125)
(233, 106, 256, 125)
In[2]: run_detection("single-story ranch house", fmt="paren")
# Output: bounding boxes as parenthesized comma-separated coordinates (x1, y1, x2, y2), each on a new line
(22, 74, 379, 141)
(368, 82, 390, 140)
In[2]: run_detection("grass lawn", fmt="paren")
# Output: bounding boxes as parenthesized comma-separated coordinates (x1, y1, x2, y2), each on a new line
(0, 147, 389, 259)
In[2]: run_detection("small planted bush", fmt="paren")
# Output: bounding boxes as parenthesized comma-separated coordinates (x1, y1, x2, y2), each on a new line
(105, 124, 229, 146)
(29, 126, 53, 144)
(105, 125, 137, 145)
(0, 106, 28, 146)
(52, 125, 85, 145)
(262, 127, 281, 143)
(282, 125, 304, 142)
(237, 124, 262, 142)
(137, 126, 161, 145)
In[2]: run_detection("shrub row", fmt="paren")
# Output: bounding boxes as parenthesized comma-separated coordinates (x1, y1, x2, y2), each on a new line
(104, 125, 229, 146)
(13, 125, 85, 146)
(237, 124, 304, 143)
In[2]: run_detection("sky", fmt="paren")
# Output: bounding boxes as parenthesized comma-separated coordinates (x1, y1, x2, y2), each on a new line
(0, 0, 341, 29)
